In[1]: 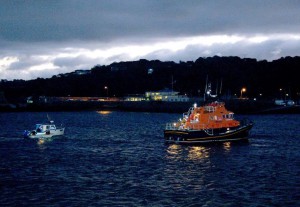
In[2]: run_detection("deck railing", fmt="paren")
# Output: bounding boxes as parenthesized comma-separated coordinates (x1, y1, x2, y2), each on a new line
(165, 123, 177, 130)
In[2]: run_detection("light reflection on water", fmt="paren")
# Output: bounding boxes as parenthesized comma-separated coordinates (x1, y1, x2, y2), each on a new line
(0, 112, 299, 206)
(96, 110, 112, 115)
(223, 141, 232, 152)
(37, 138, 45, 144)
(187, 146, 210, 160)
(166, 142, 233, 162)
(166, 144, 182, 156)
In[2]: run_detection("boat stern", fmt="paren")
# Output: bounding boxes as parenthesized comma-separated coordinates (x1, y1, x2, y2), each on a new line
(23, 130, 30, 138)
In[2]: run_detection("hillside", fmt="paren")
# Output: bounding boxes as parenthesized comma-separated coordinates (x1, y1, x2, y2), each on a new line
(1, 56, 299, 103)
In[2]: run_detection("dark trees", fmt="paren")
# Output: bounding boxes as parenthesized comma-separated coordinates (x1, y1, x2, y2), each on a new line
(1, 56, 299, 102)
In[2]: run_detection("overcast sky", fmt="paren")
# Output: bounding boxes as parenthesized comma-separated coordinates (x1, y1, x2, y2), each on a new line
(1, 0, 300, 80)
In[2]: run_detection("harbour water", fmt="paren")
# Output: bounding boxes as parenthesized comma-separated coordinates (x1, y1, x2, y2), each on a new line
(0, 111, 299, 206)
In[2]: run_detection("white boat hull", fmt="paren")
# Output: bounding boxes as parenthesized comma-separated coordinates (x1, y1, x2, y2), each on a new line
(24, 128, 65, 139)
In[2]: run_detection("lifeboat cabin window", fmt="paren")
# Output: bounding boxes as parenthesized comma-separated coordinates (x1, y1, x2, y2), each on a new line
(223, 114, 234, 119)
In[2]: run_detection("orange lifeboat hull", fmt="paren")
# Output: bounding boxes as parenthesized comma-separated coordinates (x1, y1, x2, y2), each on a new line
(164, 101, 253, 144)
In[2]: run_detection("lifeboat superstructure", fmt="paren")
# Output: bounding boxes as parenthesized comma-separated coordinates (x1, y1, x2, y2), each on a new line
(164, 101, 253, 144)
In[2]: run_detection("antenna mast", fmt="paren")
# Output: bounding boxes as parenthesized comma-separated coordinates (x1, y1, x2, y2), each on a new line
(219, 78, 223, 95)
(204, 75, 208, 101)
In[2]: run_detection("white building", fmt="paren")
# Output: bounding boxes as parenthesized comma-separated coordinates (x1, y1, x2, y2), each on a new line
(145, 89, 189, 102)
(124, 94, 145, 101)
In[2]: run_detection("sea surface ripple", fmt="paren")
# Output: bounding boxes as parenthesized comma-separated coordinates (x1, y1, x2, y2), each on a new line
(0, 111, 299, 206)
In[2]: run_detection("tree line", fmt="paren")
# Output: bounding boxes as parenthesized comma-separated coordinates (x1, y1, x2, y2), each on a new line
(1, 56, 299, 103)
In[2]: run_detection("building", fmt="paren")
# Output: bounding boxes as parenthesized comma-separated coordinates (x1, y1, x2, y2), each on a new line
(124, 94, 146, 101)
(145, 89, 189, 102)
(124, 89, 189, 102)
(74, 69, 91, 75)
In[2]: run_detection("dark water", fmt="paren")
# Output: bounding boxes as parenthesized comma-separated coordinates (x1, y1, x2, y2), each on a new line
(0, 111, 299, 207)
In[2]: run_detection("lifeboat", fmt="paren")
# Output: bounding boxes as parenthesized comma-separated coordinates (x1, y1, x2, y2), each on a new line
(164, 101, 253, 144)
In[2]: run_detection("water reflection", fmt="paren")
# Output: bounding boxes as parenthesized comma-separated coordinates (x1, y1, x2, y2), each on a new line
(165, 144, 183, 161)
(164, 144, 212, 193)
(167, 144, 182, 155)
(37, 137, 54, 144)
(166, 144, 211, 162)
(37, 138, 45, 145)
(187, 146, 210, 160)
(96, 110, 112, 115)
(36, 137, 53, 151)
(223, 142, 231, 152)
(166, 141, 246, 161)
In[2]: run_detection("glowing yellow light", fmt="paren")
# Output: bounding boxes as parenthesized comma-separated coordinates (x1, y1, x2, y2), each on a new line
(97, 111, 111, 115)
(188, 146, 209, 160)
(240, 87, 246, 98)
(223, 142, 231, 151)
(167, 144, 182, 156)
(38, 139, 45, 144)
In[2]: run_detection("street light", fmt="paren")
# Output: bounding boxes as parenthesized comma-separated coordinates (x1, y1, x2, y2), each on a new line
(279, 88, 283, 99)
(104, 86, 108, 99)
(240, 87, 246, 98)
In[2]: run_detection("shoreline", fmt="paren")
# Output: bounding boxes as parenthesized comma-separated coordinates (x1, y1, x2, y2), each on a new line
(1, 100, 300, 114)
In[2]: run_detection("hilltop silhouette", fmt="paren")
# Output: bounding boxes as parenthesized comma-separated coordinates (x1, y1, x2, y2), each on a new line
(1, 56, 299, 104)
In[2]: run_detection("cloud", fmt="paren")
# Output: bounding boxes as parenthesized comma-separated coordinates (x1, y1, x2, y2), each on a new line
(1, 33, 300, 80)
(1, 1, 300, 42)
(1, 1, 300, 80)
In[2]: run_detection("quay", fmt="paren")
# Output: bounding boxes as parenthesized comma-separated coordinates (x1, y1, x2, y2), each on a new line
(1, 96, 299, 114)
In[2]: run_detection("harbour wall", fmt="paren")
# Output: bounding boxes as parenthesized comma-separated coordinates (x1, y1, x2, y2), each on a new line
(1, 99, 300, 114)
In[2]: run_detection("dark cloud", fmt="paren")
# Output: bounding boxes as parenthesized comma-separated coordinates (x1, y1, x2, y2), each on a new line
(1, 0, 300, 43)
(53, 55, 98, 69)
(1, 0, 300, 80)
